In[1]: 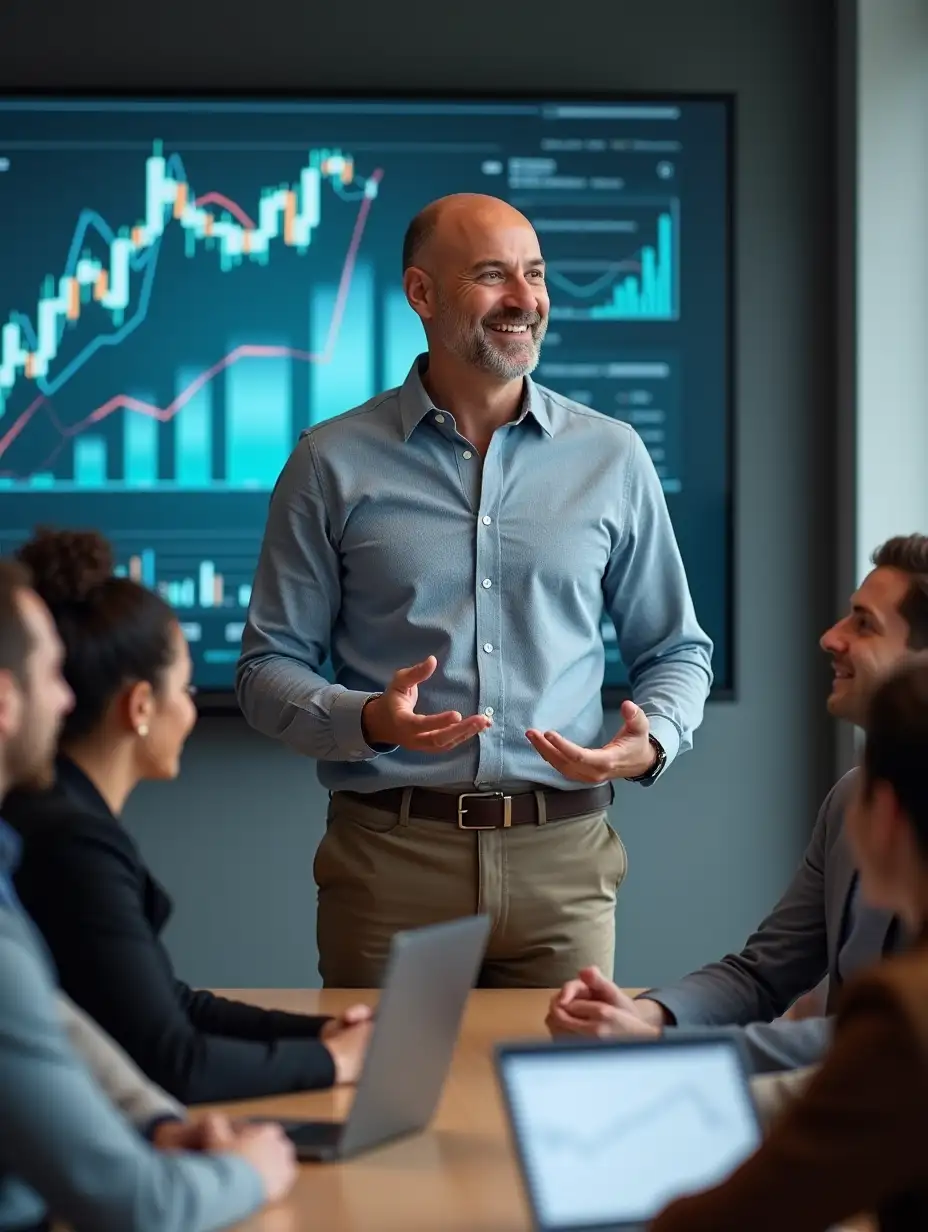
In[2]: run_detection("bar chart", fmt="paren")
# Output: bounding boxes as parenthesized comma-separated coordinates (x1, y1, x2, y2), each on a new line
(0, 268, 428, 492)
(118, 549, 252, 611)
(542, 201, 679, 323)
(112, 537, 257, 612)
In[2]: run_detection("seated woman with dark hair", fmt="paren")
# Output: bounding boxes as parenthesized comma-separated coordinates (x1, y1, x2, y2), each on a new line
(4, 527, 372, 1105)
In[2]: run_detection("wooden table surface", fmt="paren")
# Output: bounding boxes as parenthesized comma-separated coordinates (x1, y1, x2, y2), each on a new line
(205, 987, 552, 1232)
(202, 988, 874, 1232)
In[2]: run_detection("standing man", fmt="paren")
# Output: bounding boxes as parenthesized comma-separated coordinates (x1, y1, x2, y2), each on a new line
(237, 193, 713, 987)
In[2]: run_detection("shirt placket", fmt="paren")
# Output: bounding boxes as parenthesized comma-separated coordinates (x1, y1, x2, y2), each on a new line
(473, 438, 504, 788)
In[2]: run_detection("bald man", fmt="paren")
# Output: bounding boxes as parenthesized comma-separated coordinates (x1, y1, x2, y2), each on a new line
(237, 194, 712, 988)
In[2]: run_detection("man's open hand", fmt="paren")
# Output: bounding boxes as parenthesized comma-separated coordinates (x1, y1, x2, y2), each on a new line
(362, 656, 491, 751)
(526, 699, 656, 783)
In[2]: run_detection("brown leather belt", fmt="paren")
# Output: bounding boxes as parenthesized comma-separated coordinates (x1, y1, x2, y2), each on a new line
(341, 782, 614, 829)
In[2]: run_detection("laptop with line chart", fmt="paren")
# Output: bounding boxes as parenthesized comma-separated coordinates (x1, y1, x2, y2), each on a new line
(495, 1032, 761, 1231)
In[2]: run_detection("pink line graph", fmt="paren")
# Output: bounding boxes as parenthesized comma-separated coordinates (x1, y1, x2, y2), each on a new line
(0, 168, 384, 475)
(193, 192, 257, 230)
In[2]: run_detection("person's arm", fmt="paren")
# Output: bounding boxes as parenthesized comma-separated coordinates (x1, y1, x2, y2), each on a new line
(650, 998, 928, 1231)
(56, 991, 185, 1137)
(175, 981, 332, 1041)
(235, 434, 391, 760)
(16, 828, 337, 1104)
(748, 1064, 818, 1131)
(0, 926, 265, 1232)
(640, 779, 844, 1072)
(602, 430, 713, 771)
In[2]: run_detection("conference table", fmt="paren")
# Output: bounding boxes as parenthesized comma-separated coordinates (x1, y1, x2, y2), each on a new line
(204, 988, 875, 1232)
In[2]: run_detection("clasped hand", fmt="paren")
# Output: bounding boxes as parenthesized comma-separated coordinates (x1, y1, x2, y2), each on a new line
(363, 658, 655, 782)
(545, 966, 663, 1039)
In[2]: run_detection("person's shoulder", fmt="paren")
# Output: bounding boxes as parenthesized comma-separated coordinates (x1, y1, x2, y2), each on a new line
(818, 767, 859, 831)
(6, 785, 139, 868)
(298, 387, 402, 453)
(0, 907, 59, 1028)
(535, 381, 638, 446)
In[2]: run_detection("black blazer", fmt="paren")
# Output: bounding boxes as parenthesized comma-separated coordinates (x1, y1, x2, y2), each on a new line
(4, 756, 336, 1104)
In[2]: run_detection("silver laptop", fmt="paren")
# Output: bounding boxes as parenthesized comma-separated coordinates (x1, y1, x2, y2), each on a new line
(278, 914, 490, 1161)
(496, 1032, 762, 1231)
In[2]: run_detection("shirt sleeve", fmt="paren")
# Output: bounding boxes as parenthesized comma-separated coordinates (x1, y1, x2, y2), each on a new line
(0, 920, 265, 1232)
(235, 434, 395, 761)
(641, 778, 836, 1072)
(602, 430, 713, 768)
(15, 826, 337, 1105)
(176, 981, 332, 1041)
(649, 1000, 928, 1232)
(56, 991, 185, 1131)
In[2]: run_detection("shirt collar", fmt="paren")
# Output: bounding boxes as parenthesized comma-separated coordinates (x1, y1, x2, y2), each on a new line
(397, 354, 554, 441)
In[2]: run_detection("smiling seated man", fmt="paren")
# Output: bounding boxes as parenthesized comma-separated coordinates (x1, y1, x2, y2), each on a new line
(548, 535, 928, 1076)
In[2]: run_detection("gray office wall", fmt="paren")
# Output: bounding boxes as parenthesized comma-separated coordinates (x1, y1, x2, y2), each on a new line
(0, 0, 837, 987)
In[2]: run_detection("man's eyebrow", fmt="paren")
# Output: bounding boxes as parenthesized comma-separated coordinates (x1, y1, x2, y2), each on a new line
(469, 257, 546, 272)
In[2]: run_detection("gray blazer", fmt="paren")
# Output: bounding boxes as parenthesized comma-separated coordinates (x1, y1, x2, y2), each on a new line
(647, 768, 899, 1073)
(0, 904, 265, 1232)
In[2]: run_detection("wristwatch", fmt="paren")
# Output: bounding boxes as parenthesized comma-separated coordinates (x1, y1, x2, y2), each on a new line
(624, 735, 666, 787)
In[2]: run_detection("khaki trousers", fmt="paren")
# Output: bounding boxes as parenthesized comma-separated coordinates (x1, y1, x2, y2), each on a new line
(313, 790, 628, 988)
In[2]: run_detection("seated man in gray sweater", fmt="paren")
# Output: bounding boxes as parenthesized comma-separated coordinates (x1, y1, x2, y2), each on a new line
(0, 556, 296, 1232)
(547, 535, 928, 1074)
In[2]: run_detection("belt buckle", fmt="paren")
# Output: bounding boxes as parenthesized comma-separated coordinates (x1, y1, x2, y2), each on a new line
(457, 791, 512, 830)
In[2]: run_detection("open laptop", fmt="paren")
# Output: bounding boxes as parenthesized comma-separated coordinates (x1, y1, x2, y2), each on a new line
(496, 1032, 762, 1231)
(276, 914, 490, 1162)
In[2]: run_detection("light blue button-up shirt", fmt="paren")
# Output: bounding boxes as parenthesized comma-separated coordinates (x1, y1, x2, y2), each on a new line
(236, 357, 713, 793)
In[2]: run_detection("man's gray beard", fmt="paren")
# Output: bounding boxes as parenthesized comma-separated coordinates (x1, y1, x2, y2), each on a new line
(434, 296, 547, 379)
(466, 329, 544, 379)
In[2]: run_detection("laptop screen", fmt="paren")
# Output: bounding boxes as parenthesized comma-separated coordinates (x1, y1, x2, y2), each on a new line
(499, 1039, 761, 1230)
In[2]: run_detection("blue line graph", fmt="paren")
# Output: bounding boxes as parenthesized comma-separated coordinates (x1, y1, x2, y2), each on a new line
(11, 237, 162, 399)
(0, 145, 378, 416)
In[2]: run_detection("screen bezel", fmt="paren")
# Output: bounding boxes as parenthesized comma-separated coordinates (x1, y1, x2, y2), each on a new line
(495, 1031, 759, 1231)
(0, 87, 736, 712)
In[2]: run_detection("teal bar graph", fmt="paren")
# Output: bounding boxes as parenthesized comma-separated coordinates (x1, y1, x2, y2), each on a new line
(124, 406, 157, 486)
(75, 437, 107, 486)
(225, 349, 291, 488)
(309, 261, 374, 426)
(166, 579, 196, 607)
(199, 560, 215, 608)
(384, 289, 423, 389)
(175, 368, 212, 486)
(590, 212, 674, 321)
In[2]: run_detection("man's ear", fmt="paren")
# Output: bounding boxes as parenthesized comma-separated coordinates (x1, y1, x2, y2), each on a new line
(403, 267, 434, 323)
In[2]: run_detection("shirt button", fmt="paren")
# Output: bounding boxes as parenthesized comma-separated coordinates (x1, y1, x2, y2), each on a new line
(482, 515, 492, 525)
(483, 643, 493, 653)
(482, 578, 492, 589)
(434, 413, 445, 424)
(462, 449, 473, 460)
(484, 707, 495, 718)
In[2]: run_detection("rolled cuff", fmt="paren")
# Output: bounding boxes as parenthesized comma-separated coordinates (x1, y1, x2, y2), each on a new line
(329, 690, 399, 760)
(641, 714, 681, 770)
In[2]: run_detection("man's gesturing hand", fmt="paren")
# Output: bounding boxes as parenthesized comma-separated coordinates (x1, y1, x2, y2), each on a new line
(526, 699, 656, 783)
(362, 656, 491, 752)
